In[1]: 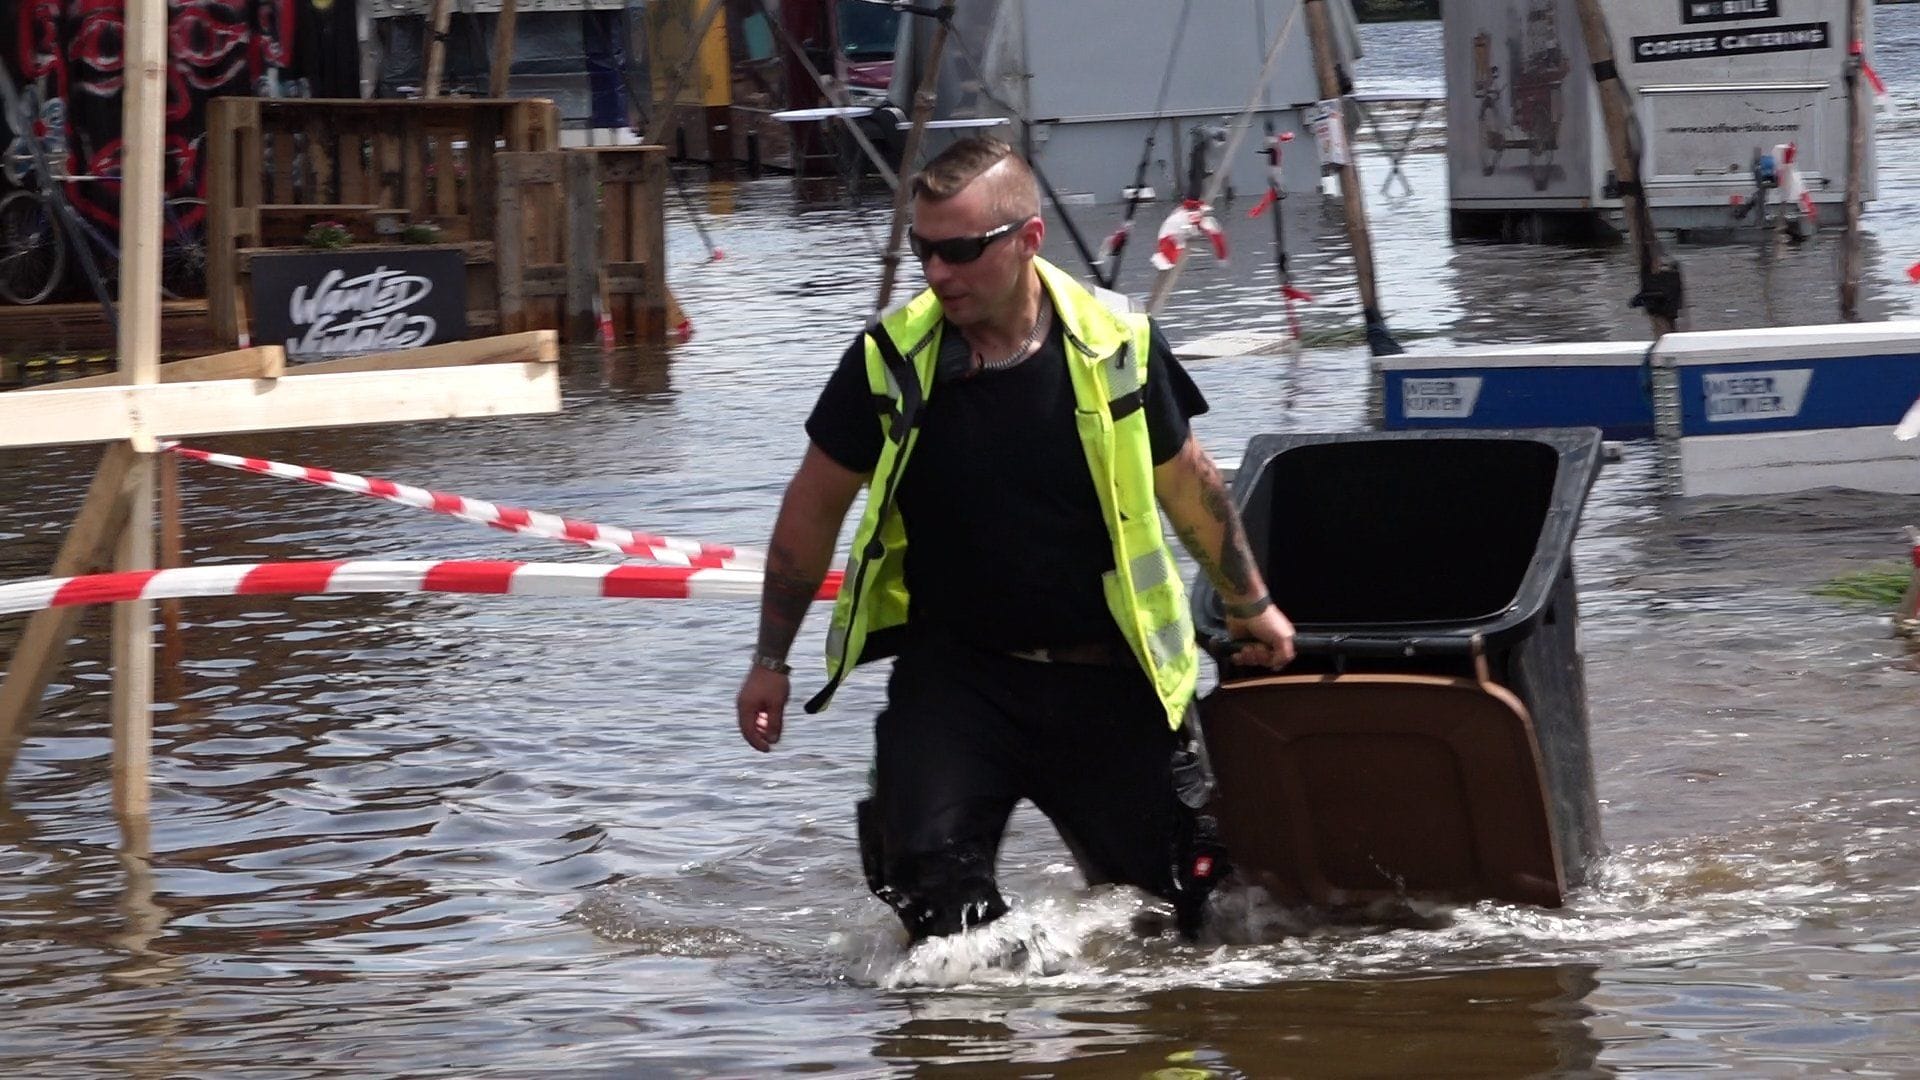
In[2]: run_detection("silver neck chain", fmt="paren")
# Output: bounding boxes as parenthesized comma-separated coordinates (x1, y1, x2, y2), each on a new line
(972, 303, 1051, 374)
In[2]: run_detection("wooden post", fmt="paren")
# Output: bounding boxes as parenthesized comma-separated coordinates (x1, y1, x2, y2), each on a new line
(874, 1, 958, 316)
(1301, 0, 1398, 354)
(423, 0, 453, 98)
(565, 151, 601, 342)
(490, 0, 519, 99)
(113, 0, 168, 818)
(0, 445, 141, 775)
(1839, 0, 1869, 321)
(1573, 0, 1681, 337)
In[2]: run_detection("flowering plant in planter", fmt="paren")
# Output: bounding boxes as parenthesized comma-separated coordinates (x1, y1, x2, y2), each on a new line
(399, 222, 443, 245)
(304, 220, 352, 249)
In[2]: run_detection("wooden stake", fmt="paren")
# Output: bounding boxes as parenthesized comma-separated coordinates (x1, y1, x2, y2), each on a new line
(1839, 0, 1869, 321)
(874, 1, 958, 316)
(424, 0, 453, 98)
(490, 0, 519, 99)
(110, 461, 154, 819)
(111, 0, 167, 811)
(0, 444, 141, 776)
(1572, 0, 1681, 337)
(1302, 0, 1397, 353)
(158, 447, 184, 676)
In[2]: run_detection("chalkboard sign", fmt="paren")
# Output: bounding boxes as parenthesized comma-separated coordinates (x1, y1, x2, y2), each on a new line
(251, 248, 468, 362)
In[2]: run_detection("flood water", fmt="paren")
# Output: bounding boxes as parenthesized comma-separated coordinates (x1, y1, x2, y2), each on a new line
(4, 15, 1920, 1078)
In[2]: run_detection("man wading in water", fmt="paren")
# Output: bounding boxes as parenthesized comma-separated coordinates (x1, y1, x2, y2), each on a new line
(735, 138, 1295, 944)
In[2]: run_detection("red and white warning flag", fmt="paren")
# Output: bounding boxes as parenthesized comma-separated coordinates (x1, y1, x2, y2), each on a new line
(1853, 40, 1890, 109)
(1776, 142, 1816, 222)
(1152, 199, 1229, 271)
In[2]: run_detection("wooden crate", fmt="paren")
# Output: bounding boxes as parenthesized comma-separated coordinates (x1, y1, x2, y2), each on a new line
(205, 98, 560, 347)
(496, 146, 668, 342)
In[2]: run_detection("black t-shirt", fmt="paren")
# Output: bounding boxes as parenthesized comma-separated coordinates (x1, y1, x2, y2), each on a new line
(806, 310, 1208, 652)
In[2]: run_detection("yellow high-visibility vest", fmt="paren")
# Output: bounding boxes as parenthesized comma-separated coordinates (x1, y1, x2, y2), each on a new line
(803, 258, 1198, 731)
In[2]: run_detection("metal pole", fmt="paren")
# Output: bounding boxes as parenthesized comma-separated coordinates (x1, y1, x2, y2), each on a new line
(1303, 0, 1399, 355)
(1839, 0, 1869, 320)
(873, 1, 959, 317)
(1572, 0, 1682, 337)
(1147, 1, 1301, 316)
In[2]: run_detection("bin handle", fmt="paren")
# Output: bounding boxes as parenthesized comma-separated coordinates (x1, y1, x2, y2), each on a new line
(1204, 631, 1492, 666)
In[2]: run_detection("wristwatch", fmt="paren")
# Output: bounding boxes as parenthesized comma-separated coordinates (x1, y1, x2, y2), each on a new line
(750, 650, 792, 676)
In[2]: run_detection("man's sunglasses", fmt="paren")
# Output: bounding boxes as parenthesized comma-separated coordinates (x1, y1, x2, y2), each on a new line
(908, 219, 1026, 264)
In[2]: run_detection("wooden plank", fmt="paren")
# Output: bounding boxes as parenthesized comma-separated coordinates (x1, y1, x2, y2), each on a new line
(0, 443, 141, 772)
(468, 110, 501, 241)
(113, 0, 169, 798)
(0, 362, 561, 450)
(495, 167, 526, 333)
(270, 126, 296, 204)
(520, 263, 567, 296)
(602, 161, 631, 338)
(423, 0, 453, 97)
(236, 99, 264, 211)
(338, 119, 368, 205)
(403, 113, 427, 215)
(490, 0, 520, 98)
(10, 346, 285, 392)
(432, 133, 458, 216)
(635, 150, 667, 338)
(290, 330, 557, 374)
(306, 114, 336, 204)
(205, 99, 240, 345)
(497, 151, 563, 187)
(235, 241, 494, 272)
(565, 151, 599, 343)
(376, 127, 403, 207)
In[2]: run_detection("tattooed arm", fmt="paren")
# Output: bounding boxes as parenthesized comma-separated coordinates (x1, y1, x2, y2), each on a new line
(1153, 434, 1296, 669)
(738, 444, 867, 751)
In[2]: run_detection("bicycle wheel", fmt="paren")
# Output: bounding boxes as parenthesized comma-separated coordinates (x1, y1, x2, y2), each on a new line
(160, 196, 207, 300)
(0, 189, 67, 305)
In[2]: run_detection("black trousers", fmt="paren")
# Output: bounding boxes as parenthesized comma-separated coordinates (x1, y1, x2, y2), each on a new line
(864, 631, 1216, 942)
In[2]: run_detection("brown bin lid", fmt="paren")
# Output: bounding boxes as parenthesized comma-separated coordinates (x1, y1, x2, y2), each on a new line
(1201, 673, 1566, 909)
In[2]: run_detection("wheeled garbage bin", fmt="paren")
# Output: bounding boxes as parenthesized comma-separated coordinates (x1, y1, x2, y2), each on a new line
(1190, 429, 1605, 909)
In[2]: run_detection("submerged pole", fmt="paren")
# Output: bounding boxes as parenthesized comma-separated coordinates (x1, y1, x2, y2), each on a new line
(1303, 0, 1399, 356)
(873, 0, 959, 317)
(1572, 0, 1683, 337)
(1839, 0, 1870, 320)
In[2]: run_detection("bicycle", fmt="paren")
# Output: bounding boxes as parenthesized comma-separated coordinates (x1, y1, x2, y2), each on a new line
(0, 70, 207, 305)
(0, 185, 207, 305)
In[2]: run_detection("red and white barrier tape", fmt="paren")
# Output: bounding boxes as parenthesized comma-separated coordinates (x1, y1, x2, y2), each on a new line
(167, 444, 765, 570)
(0, 560, 842, 618)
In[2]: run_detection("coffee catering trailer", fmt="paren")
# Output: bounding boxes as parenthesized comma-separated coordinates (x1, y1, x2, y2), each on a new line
(1444, 0, 1873, 240)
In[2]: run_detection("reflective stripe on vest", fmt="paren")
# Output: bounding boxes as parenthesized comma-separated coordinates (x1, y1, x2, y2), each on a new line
(806, 258, 1198, 730)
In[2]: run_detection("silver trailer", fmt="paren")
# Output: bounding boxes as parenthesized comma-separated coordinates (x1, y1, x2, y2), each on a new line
(1444, 0, 1873, 239)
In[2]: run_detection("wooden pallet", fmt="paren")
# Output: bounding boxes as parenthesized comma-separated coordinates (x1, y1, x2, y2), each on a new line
(205, 97, 560, 347)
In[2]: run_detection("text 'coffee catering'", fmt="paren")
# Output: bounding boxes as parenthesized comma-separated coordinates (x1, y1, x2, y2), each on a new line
(1632, 22, 1830, 63)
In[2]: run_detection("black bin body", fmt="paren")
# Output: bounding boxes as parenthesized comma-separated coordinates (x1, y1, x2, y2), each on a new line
(1191, 429, 1606, 892)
